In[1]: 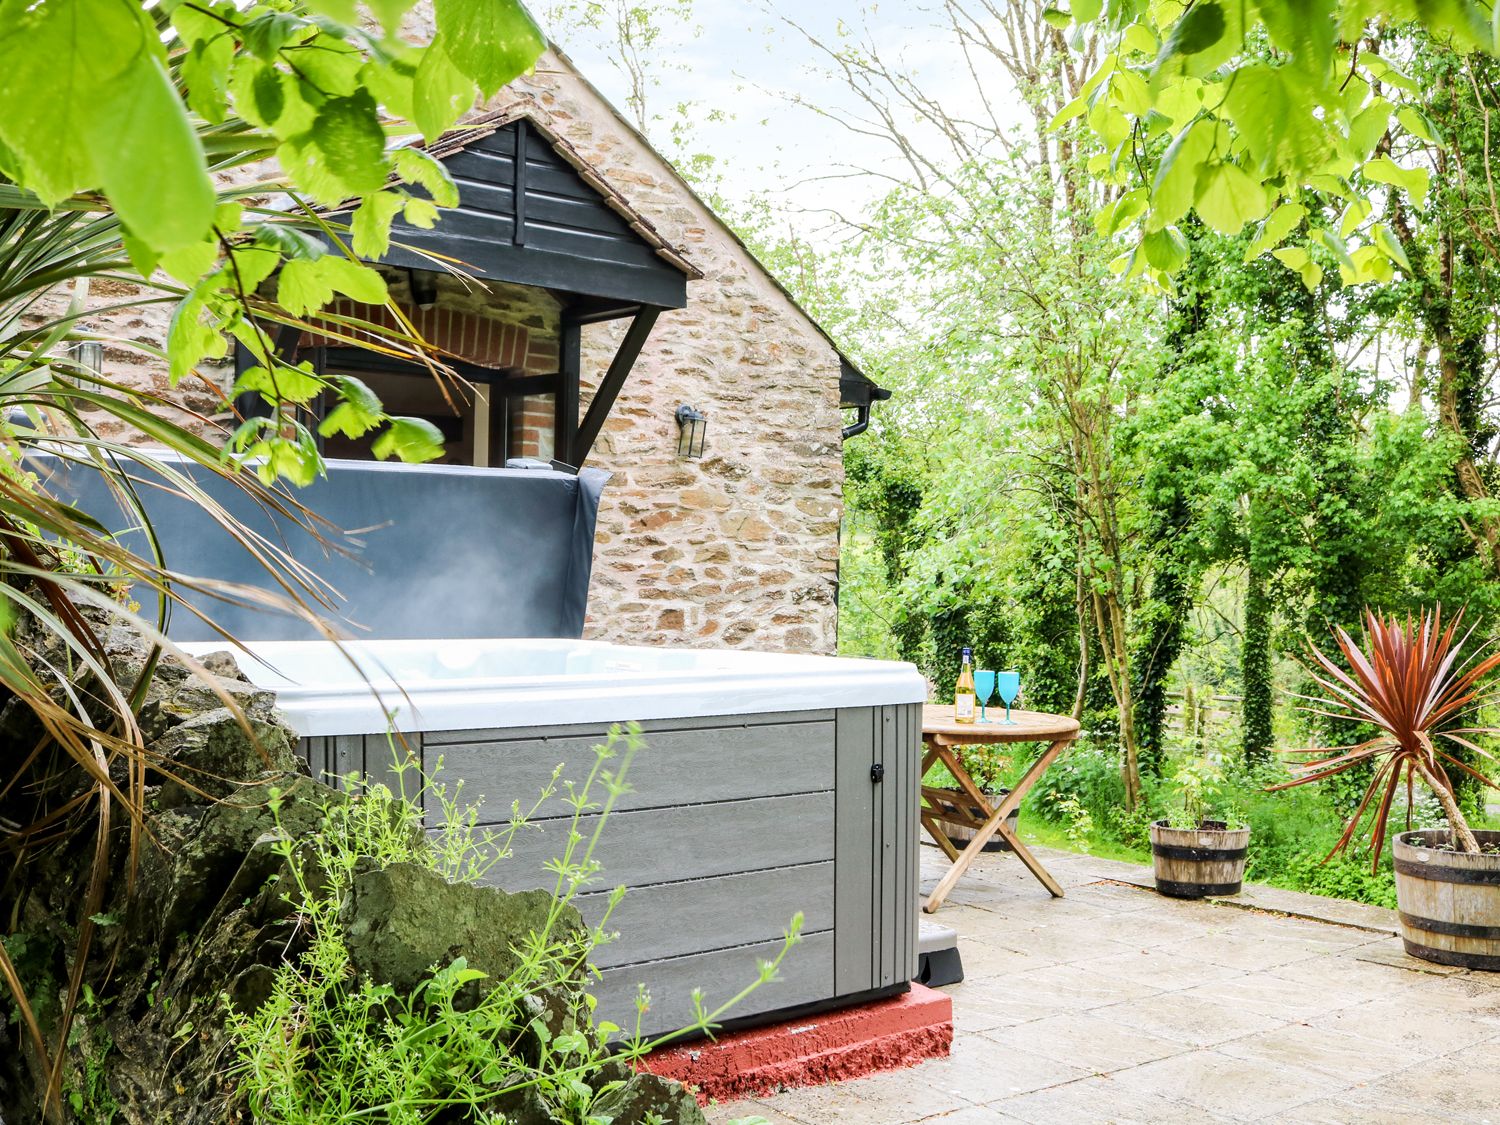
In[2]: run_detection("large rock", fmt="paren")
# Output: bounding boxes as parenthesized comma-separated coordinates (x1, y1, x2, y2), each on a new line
(341, 861, 583, 992)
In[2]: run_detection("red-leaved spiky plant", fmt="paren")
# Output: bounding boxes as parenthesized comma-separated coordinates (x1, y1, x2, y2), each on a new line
(1274, 607, 1500, 868)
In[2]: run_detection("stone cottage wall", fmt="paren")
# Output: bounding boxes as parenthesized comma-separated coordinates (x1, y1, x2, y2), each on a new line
(506, 53, 845, 654)
(68, 38, 846, 655)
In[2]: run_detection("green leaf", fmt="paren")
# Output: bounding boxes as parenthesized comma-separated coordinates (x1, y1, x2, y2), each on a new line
(1042, 8, 1072, 30)
(168, 275, 230, 382)
(1396, 104, 1437, 144)
(359, 55, 420, 123)
(413, 41, 477, 143)
(303, 0, 360, 20)
(1272, 245, 1309, 270)
(1048, 92, 1091, 130)
(282, 90, 390, 203)
(1225, 64, 1328, 176)
(1194, 162, 1267, 235)
(160, 238, 221, 286)
(1343, 244, 1393, 285)
(318, 375, 384, 438)
(1362, 156, 1430, 206)
(394, 147, 460, 207)
(1273, 245, 1323, 291)
(1348, 97, 1393, 161)
(1142, 226, 1188, 272)
(1073, 0, 1102, 22)
(228, 245, 281, 294)
(1339, 197, 1372, 238)
(1305, 173, 1351, 199)
(1147, 118, 1214, 231)
(92, 50, 214, 253)
(1121, 24, 1157, 56)
(1363, 53, 1420, 94)
(433, 0, 545, 98)
(1088, 100, 1131, 155)
(253, 223, 326, 261)
(0, 0, 213, 253)
(372, 416, 445, 462)
(351, 192, 407, 259)
(278, 255, 388, 317)
(1244, 202, 1306, 260)
(403, 197, 439, 228)
(1372, 223, 1414, 273)
(1096, 187, 1148, 236)
(1162, 1, 1226, 57)
(292, 35, 365, 98)
(1153, 78, 1206, 129)
(177, 17, 235, 123)
(365, 0, 417, 33)
(229, 59, 307, 131)
(1314, 228, 1356, 275)
(1112, 69, 1151, 116)
(241, 11, 306, 60)
(1258, 0, 1335, 81)
(233, 362, 325, 406)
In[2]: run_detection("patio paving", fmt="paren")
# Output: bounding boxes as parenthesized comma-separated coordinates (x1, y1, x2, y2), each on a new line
(705, 844, 1500, 1124)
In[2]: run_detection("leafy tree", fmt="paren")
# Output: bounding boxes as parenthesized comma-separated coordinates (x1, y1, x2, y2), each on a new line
(1057, 0, 1489, 284)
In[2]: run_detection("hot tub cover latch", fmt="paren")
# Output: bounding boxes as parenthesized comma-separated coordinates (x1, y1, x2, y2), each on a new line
(870, 763, 885, 784)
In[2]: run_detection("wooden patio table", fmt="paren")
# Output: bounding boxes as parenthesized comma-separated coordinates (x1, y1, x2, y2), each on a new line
(921, 703, 1080, 911)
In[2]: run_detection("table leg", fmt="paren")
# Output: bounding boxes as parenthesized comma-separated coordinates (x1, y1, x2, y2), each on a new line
(923, 737, 1074, 911)
(919, 742, 966, 860)
(920, 812, 961, 861)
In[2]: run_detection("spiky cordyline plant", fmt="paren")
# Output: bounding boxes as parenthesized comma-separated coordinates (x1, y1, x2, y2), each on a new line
(1274, 606, 1500, 870)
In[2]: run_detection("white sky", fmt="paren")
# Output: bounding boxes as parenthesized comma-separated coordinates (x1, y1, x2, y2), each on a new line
(543, 1, 1018, 247)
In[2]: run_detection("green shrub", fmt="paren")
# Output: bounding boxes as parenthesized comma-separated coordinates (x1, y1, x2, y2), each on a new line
(226, 726, 800, 1123)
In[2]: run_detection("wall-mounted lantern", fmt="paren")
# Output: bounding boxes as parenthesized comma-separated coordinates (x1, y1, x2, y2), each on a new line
(408, 268, 439, 309)
(70, 340, 104, 376)
(675, 404, 707, 460)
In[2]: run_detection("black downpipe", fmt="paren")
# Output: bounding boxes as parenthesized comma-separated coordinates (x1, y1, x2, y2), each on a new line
(842, 402, 872, 440)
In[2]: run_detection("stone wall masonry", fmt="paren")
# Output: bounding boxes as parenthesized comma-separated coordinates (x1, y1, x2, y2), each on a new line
(66, 30, 846, 656)
(509, 51, 846, 655)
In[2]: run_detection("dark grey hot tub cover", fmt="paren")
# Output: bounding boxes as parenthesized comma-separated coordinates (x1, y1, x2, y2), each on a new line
(31, 453, 608, 641)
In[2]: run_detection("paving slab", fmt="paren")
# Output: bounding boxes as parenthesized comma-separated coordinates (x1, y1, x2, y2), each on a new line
(709, 844, 1500, 1124)
(1104, 1050, 1335, 1119)
(996, 1073, 1232, 1123)
(979, 1010, 1186, 1074)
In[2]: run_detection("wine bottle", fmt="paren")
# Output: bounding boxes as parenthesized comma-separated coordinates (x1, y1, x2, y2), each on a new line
(954, 646, 976, 723)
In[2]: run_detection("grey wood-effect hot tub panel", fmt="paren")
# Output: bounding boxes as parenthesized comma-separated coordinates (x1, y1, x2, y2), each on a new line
(301, 703, 919, 1037)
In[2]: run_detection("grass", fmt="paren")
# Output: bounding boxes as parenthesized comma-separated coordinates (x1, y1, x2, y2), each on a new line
(1014, 816, 1150, 866)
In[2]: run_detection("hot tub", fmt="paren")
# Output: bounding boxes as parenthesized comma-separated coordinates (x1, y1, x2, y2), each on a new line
(187, 638, 926, 1036)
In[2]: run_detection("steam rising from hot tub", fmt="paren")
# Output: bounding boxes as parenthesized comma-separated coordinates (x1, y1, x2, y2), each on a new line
(31, 453, 609, 643)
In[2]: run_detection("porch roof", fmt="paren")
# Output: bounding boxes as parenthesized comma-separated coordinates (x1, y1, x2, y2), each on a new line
(376, 107, 699, 315)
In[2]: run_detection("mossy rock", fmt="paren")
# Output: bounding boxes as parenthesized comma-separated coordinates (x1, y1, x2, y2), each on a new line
(340, 861, 584, 993)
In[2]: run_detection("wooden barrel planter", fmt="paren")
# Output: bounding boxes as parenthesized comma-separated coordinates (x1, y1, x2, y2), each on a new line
(928, 786, 1018, 852)
(1149, 820, 1250, 899)
(1393, 829, 1500, 972)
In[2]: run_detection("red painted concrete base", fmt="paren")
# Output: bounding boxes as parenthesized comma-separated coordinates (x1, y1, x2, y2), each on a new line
(640, 984, 954, 1103)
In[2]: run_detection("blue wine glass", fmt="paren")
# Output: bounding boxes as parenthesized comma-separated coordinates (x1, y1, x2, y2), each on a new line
(974, 669, 996, 724)
(996, 670, 1020, 725)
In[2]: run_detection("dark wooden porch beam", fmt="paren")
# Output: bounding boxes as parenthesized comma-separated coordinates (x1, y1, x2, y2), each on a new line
(572, 306, 662, 466)
(554, 315, 582, 465)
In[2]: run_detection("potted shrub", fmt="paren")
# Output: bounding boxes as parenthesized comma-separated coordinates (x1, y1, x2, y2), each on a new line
(1150, 756, 1251, 898)
(1275, 607, 1500, 971)
(930, 749, 1018, 852)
